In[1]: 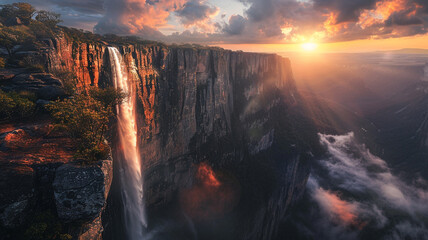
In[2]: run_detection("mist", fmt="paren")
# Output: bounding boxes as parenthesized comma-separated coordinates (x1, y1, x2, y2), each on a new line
(281, 132, 428, 240)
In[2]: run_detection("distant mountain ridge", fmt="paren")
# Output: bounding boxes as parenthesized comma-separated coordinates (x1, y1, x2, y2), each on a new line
(377, 48, 428, 54)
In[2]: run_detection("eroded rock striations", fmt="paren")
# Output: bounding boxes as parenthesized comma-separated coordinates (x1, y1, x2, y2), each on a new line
(44, 35, 319, 240)
(1, 32, 319, 240)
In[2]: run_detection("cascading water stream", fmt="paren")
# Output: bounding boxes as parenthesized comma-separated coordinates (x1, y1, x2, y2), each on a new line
(108, 47, 146, 240)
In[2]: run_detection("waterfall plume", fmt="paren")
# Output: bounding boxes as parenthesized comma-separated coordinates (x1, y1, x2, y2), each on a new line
(108, 47, 146, 240)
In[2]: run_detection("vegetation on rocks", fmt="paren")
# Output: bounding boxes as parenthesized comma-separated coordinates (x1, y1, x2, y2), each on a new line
(0, 3, 130, 162)
(0, 89, 36, 120)
(48, 87, 126, 162)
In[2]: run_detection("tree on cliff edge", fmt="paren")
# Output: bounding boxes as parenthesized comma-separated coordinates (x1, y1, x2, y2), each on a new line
(0, 2, 35, 25)
(35, 10, 62, 28)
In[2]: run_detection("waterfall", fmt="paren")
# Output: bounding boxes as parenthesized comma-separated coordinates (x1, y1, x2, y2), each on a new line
(108, 47, 146, 240)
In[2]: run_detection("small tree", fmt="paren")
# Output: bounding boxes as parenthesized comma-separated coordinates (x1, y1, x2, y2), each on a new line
(35, 10, 62, 28)
(0, 3, 36, 25)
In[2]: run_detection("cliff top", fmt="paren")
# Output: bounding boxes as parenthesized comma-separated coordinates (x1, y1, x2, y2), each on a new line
(0, 118, 76, 165)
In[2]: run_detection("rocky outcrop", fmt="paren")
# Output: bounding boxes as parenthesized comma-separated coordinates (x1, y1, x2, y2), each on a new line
(0, 69, 66, 100)
(0, 123, 113, 240)
(53, 160, 112, 221)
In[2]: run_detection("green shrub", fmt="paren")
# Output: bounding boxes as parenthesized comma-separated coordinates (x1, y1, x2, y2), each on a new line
(47, 88, 125, 161)
(0, 3, 36, 25)
(48, 94, 110, 161)
(0, 90, 35, 120)
(35, 10, 62, 29)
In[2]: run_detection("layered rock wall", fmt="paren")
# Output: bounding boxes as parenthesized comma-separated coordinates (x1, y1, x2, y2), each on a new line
(43, 34, 317, 240)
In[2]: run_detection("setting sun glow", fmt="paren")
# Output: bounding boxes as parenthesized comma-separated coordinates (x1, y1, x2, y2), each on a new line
(301, 43, 318, 51)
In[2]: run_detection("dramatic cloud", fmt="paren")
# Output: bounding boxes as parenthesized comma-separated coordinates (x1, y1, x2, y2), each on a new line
(231, 0, 428, 43)
(223, 15, 247, 35)
(4, 0, 428, 43)
(175, 0, 219, 30)
(293, 132, 428, 239)
(94, 0, 186, 37)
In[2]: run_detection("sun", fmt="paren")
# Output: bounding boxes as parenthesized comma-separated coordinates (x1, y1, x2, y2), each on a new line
(301, 42, 318, 51)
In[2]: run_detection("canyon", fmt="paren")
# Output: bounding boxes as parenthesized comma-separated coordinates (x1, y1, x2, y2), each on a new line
(0, 31, 320, 239)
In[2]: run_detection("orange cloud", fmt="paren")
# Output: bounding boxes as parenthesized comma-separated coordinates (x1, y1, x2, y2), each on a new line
(323, 12, 351, 36)
(358, 0, 419, 29)
(95, 0, 187, 35)
(315, 188, 367, 229)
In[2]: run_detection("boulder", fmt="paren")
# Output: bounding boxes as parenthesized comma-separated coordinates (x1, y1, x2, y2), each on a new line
(53, 160, 112, 222)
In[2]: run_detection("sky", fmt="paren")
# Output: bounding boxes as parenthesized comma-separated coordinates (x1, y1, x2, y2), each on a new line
(4, 0, 428, 52)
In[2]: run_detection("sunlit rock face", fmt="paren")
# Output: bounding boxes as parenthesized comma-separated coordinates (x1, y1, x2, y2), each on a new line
(47, 37, 320, 240)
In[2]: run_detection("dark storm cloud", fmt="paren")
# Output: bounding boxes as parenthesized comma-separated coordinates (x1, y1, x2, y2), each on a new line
(312, 0, 378, 23)
(243, 0, 275, 22)
(385, 12, 423, 26)
(175, 0, 219, 26)
(223, 15, 246, 35)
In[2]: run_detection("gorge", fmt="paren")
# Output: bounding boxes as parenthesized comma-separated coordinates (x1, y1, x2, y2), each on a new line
(0, 29, 320, 240)
(2, 2, 428, 240)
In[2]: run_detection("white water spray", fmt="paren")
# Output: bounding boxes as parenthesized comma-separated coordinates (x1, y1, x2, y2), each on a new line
(108, 47, 146, 239)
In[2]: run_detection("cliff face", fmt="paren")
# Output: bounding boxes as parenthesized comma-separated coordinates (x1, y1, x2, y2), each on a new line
(44, 34, 318, 239)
